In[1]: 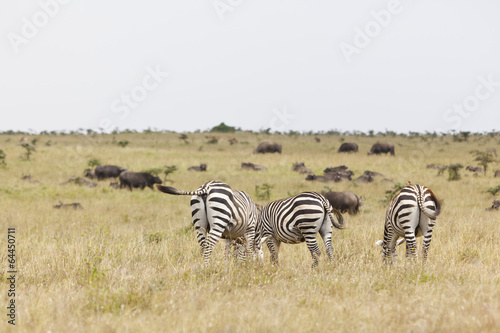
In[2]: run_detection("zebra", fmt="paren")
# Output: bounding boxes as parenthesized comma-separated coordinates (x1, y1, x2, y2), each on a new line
(156, 181, 258, 263)
(254, 192, 344, 268)
(375, 184, 441, 263)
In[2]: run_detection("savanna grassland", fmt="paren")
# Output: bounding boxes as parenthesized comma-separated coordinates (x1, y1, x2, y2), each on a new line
(1, 131, 499, 333)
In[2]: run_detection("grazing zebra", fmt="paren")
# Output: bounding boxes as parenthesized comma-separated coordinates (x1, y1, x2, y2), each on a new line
(254, 192, 344, 268)
(156, 181, 258, 263)
(375, 184, 441, 263)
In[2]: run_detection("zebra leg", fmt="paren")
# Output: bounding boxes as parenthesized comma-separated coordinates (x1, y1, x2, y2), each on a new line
(404, 232, 418, 259)
(319, 217, 334, 261)
(266, 237, 280, 265)
(244, 225, 256, 260)
(299, 226, 322, 268)
(382, 231, 399, 264)
(421, 219, 436, 263)
(191, 195, 208, 257)
(203, 230, 224, 264)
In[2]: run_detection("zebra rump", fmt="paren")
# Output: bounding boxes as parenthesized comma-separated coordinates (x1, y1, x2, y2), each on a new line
(376, 184, 441, 262)
(255, 191, 344, 268)
(157, 181, 258, 263)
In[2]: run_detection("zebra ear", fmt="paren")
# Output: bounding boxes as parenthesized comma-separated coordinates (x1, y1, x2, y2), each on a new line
(374, 240, 383, 247)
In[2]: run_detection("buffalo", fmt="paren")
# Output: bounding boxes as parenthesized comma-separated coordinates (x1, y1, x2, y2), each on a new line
(354, 170, 390, 183)
(241, 162, 267, 171)
(119, 171, 162, 190)
(95, 165, 126, 180)
(367, 143, 395, 156)
(253, 142, 282, 154)
(323, 165, 354, 181)
(338, 142, 359, 153)
(188, 164, 207, 172)
(323, 191, 361, 215)
(495, 170, 500, 178)
(305, 174, 329, 182)
(292, 162, 311, 174)
(306, 165, 354, 182)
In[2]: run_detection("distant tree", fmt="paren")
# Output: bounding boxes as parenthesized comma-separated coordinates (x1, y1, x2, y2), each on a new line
(20, 143, 36, 160)
(179, 134, 189, 144)
(210, 122, 235, 133)
(471, 150, 495, 176)
(163, 165, 177, 182)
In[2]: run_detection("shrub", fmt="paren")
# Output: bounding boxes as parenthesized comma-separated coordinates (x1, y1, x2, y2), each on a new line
(88, 158, 101, 167)
(0, 149, 6, 167)
(20, 143, 36, 160)
(256, 183, 274, 201)
(117, 141, 129, 147)
(447, 164, 463, 181)
(487, 185, 500, 197)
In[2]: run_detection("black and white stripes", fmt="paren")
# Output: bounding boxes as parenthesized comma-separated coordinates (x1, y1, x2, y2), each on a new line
(254, 192, 344, 268)
(157, 181, 258, 263)
(375, 184, 441, 263)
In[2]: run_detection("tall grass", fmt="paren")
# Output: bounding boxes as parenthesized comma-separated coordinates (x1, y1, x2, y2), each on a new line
(0, 132, 499, 332)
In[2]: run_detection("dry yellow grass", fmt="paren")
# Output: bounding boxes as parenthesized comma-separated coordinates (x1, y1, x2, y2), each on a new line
(1, 132, 499, 332)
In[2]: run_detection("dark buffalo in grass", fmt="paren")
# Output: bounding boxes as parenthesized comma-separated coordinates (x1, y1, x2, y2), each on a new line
(188, 164, 207, 172)
(241, 162, 267, 171)
(323, 191, 361, 215)
(292, 162, 311, 174)
(253, 142, 282, 154)
(119, 171, 162, 190)
(95, 165, 126, 180)
(367, 143, 395, 156)
(338, 142, 359, 153)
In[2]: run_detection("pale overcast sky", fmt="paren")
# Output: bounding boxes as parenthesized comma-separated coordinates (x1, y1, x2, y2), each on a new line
(1, 1, 499, 133)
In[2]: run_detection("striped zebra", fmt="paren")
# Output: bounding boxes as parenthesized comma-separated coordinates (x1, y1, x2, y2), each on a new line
(254, 192, 344, 268)
(375, 184, 441, 263)
(156, 181, 258, 263)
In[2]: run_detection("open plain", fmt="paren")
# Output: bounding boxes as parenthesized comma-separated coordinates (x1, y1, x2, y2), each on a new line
(1, 131, 499, 332)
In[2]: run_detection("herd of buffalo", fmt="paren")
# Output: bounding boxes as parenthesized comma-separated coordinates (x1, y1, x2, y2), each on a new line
(254, 141, 396, 156)
(42, 140, 499, 213)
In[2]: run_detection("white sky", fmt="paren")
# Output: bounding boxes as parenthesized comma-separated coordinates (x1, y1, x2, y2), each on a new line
(1, 1, 499, 134)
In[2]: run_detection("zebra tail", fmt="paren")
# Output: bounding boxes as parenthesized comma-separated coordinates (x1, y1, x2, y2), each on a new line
(417, 188, 442, 219)
(155, 184, 206, 196)
(321, 196, 344, 229)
